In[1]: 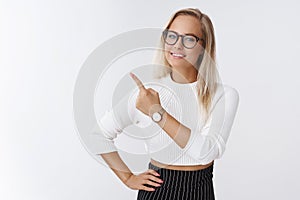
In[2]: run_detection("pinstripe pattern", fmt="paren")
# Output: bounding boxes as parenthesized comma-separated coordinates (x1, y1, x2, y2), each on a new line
(137, 162, 215, 200)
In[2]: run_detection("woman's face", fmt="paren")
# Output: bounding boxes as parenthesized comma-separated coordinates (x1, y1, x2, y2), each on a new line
(164, 15, 204, 71)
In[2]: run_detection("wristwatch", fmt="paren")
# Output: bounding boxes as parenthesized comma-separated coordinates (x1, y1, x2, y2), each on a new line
(151, 107, 166, 123)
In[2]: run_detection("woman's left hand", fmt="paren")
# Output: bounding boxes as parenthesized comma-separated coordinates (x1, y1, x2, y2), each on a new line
(130, 72, 161, 117)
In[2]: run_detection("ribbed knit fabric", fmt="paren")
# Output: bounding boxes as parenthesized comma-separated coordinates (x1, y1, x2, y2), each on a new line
(136, 162, 215, 200)
(89, 73, 239, 165)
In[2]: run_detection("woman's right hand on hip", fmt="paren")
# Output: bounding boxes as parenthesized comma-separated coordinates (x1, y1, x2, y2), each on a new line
(124, 169, 164, 191)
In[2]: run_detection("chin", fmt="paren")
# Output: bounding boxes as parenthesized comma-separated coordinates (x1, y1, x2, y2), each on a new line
(167, 58, 192, 69)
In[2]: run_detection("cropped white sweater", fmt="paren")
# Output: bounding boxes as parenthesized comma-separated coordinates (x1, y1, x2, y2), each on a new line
(90, 73, 239, 166)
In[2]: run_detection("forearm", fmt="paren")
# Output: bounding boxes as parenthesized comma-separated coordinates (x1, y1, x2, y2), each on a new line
(157, 109, 191, 149)
(98, 151, 133, 184)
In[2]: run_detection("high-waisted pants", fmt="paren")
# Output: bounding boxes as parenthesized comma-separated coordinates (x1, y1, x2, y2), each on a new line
(137, 162, 215, 200)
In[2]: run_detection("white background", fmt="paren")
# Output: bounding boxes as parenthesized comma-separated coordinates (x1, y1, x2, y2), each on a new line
(1, 0, 300, 199)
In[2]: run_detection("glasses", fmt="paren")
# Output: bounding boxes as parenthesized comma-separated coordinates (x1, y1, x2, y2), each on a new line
(162, 29, 204, 49)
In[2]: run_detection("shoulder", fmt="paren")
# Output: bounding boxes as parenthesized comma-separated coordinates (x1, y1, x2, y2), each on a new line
(223, 84, 239, 100)
(215, 83, 240, 106)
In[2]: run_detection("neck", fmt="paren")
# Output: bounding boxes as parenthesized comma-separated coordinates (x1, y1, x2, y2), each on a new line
(171, 68, 198, 84)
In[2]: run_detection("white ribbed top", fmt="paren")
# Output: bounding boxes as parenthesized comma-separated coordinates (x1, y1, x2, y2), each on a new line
(90, 73, 240, 166)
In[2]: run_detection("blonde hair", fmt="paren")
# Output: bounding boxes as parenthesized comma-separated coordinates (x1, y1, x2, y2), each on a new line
(152, 8, 221, 123)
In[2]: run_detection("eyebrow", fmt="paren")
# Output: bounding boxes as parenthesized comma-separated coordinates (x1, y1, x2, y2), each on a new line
(185, 33, 199, 37)
(168, 29, 201, 38)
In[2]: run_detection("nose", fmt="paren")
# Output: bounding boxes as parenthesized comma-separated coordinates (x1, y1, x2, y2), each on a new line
(173, 36, 184, 49)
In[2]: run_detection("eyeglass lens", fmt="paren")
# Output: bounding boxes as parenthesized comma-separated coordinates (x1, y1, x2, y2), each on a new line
(163, 31, 198, 49)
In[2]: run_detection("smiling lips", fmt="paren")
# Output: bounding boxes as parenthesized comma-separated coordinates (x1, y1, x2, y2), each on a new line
(170, 51, 186, 58)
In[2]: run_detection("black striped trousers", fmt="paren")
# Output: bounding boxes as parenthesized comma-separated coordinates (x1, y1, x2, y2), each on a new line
(137, 162, 215, 200)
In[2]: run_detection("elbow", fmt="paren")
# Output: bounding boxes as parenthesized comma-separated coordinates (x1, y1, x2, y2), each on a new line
(179, 130, 192, 149)
(185, 134, 226, 162)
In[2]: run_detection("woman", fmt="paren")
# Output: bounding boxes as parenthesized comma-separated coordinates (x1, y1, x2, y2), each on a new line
(98, 8, 239, 200)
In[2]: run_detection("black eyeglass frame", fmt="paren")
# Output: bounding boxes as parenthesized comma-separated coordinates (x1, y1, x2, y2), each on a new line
(162, 29, 204, 49)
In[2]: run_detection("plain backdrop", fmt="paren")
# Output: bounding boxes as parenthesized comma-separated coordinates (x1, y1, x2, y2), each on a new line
(1, 0, 300, 199)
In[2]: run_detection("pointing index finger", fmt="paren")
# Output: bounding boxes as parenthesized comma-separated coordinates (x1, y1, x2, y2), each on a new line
(130, 72, 146, 91)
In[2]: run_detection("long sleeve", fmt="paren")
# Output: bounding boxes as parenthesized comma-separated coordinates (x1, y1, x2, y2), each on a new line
(89, 88, 152, 155)
(89, 91, 135, 155)
(182, 86, 240, 164)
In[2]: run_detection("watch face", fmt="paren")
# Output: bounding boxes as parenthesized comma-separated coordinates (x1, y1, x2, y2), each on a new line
(152, 112, 161, 122)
